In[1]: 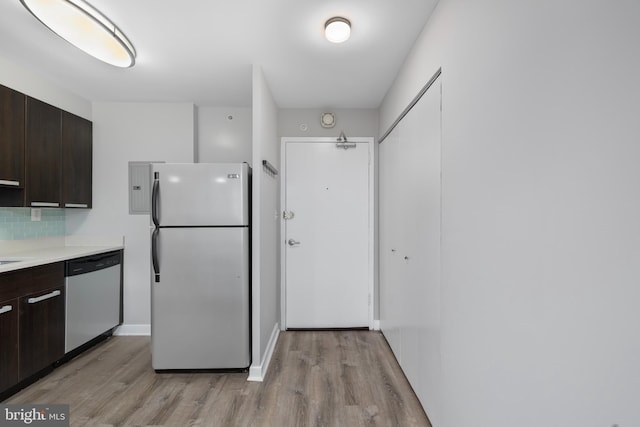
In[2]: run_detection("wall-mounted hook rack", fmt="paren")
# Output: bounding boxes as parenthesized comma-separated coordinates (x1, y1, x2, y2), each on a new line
(262, 160, 278, 178)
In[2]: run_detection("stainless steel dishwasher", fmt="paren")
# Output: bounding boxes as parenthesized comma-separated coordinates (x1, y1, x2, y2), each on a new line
(65, 251, 122, 353)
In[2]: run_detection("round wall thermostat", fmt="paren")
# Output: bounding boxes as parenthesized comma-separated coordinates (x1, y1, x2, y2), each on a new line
(321, 112, 335, 128)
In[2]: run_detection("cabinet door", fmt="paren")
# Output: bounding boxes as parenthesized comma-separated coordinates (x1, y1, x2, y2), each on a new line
(26, 97, 62, 207)
(19, 285, 65, 381)
(0, 299, 19, 391)
(0, 85, 26, 207)
(62, 112, 92, 208)
(0, 85, 25, 188)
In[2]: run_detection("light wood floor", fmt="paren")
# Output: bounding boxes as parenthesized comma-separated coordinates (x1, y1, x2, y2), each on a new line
(6, 330, 431, 427)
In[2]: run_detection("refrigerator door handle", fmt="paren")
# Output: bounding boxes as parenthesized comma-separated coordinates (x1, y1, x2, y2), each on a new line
(151, 172, 160, 227)
(152, 228, 160, 282)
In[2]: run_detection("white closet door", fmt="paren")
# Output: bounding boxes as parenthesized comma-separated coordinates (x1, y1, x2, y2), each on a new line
(401, 78, 442, 417)
(379, 126, 404, 358)
(379, 76, 442, 425)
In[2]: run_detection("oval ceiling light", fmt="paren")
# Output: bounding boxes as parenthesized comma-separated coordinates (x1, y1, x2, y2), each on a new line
(20, 0, 136, 68)
(325, 17, 351, 43)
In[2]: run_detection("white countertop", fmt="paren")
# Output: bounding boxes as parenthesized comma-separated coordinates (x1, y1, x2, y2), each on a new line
(0, 236, 124, 274)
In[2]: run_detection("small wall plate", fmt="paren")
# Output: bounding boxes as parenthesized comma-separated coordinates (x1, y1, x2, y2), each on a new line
(321, 112, 335, 128)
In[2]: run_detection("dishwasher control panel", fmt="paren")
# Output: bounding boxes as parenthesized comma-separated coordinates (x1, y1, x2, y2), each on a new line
(65, 251, 121, 277)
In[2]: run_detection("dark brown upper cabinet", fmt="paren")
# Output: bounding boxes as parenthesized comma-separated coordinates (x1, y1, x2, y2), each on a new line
(0, 85, 26, 206)
(25, 97, 62, 208)
(0, 85, 25, 187)
(62, 112, 92, 208)
(0, 86, 92, 209)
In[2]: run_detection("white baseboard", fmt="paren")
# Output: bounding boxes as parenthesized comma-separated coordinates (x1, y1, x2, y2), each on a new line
(372, 319, 381, 331)
(247, 323, 280, 382)
(114, 324, 151, 336)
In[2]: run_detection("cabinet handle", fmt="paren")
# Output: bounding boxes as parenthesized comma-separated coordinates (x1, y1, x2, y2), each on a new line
(0, 304, 13, 315)
(31, 202, 60, 208)
(65, 203, 88, 208)
(27, 290, 61, 304)
(0, 180, 20, 187)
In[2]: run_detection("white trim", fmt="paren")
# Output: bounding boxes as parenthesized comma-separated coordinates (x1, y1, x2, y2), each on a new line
(368, 137, 376, 330)
(280, 137, 376, 330)
(247, 323, 280, 382)
(114, 324, 151, 336)
(372, 319, 381, 331)
(280, 142, 287, 329)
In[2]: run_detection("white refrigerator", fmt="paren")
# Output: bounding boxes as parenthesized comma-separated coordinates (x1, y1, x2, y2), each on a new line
(150, 163, 250, 370)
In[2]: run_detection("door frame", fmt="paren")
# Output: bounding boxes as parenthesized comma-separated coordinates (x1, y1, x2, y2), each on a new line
(280, 137, 376, 330)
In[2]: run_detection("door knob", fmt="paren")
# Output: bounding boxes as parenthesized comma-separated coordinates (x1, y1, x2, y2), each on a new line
(288, 239, 300, 246)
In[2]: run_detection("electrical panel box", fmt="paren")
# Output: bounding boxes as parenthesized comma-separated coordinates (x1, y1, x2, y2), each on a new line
(129, 161, 163, 214)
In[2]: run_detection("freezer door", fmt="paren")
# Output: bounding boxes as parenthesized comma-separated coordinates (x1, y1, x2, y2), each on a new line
(151, 227, 250, 369)
(152, 163, 249, 226)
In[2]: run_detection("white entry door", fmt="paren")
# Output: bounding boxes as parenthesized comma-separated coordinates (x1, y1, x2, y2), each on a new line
(282, 138, 372, 328)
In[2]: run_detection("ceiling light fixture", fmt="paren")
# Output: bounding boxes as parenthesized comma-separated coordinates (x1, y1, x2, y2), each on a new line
(20, 0, 136, 68)
(324, 17, 351, 43)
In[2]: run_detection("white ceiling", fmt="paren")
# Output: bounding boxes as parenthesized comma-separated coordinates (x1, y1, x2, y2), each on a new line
(0, 0, 437, 108)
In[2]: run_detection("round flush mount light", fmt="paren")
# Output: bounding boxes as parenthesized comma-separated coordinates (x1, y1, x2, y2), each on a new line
(324, 17, 351, 43)
(20, 0, 136, 68)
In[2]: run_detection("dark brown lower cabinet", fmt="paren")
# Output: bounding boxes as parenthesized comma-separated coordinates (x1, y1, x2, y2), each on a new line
(18, 285, 65, 381)
(0, 298, 19, 391)
(0, 263, 65, 395)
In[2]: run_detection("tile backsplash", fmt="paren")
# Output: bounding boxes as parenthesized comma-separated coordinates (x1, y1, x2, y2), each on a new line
(0, 208, 65, 240)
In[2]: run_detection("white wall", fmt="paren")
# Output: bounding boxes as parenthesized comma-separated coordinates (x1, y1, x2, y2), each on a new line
(0, 56, 91, 119)
(249, 65, 280, 380)
(379, 1, 640, 426)
(197, 106, 252, 163)
(279, 108, 378, 140)
(66, 102, 196, 328)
